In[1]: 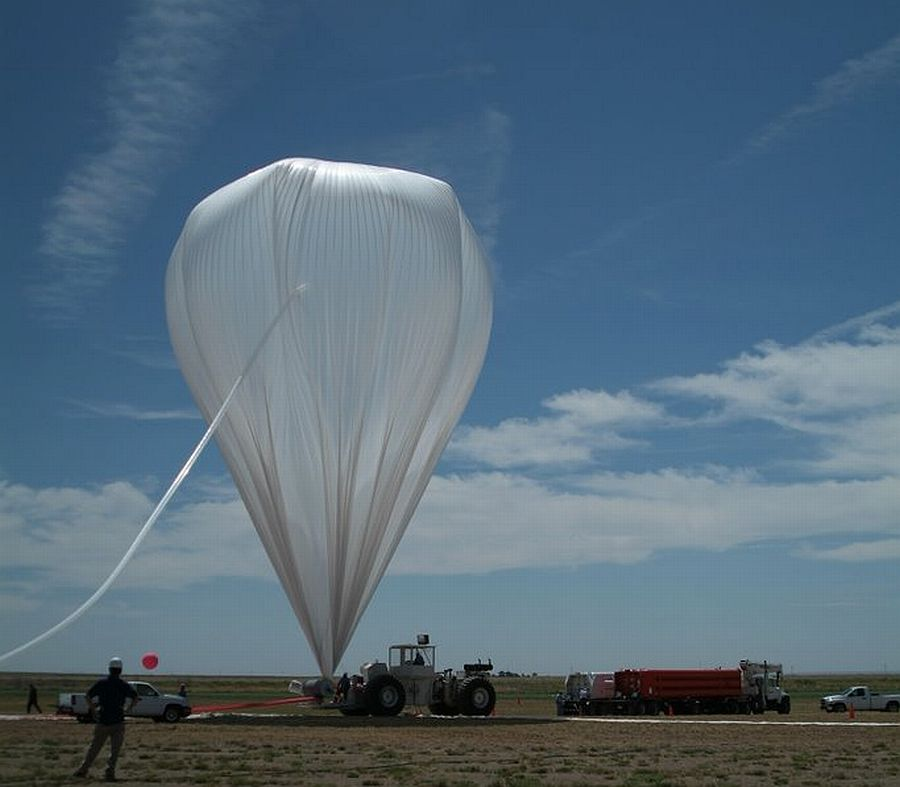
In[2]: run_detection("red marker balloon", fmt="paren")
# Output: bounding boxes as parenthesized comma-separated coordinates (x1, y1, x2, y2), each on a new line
(141, 652, 159, 670)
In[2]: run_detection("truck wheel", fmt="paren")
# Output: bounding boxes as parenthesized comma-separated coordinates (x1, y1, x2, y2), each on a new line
(365, 675, 406, 716)
(886, 701, 899, 713)
(832, 703, 846, 713)
(162, 705, 182, 723)
(459, 676, 496, 716)
(778, 697, 791, 715)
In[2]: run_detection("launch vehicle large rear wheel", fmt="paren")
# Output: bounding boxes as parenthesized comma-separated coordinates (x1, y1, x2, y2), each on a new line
(459, 676, 496, 716)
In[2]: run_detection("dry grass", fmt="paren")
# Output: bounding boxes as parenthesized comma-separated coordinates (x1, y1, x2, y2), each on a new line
(1, 673, 898, 785)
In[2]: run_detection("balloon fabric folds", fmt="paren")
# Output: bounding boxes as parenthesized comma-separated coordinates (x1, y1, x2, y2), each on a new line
(165, 159, 492, 677)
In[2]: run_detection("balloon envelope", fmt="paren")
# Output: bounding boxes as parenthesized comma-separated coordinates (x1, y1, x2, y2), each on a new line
(165, 159, 492, 676)
(141, 652, 159, 670)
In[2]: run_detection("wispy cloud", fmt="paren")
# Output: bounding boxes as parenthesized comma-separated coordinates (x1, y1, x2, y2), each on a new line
(376, 63, 496, 85)
(64, 400, 200, 421)
(806, 299, 900, 344)
(104, 335, 179, 370)
(32, 0, 263, 321)
(744, 31, 900, 156)
(800, 538, 900, 562)
(545, 33, 900, 287)
(366, 107, 512, 254)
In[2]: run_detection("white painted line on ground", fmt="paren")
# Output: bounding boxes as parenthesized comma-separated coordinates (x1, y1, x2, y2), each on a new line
(563, 716, 900, 728)
(2, 712, 897, 728)
(0, 714, 73, 721)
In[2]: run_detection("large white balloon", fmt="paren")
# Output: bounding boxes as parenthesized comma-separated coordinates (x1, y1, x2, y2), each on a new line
(165, 159, 492, 676)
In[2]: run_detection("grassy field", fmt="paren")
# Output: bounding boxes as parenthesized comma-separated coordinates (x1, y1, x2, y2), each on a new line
(1, 673, 898, 785)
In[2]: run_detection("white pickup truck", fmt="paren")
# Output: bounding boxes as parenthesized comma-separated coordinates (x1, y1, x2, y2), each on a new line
(58, 681, 191, 723)
(820, 685, 900, 713)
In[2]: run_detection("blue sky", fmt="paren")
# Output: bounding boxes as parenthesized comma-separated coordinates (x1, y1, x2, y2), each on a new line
(2, 1, 900, 678)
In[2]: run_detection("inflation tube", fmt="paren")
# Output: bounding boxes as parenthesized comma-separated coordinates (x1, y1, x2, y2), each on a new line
(0, 285, 306, 666)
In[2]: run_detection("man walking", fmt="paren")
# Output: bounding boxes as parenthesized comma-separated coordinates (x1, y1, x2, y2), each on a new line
(73, 657, 139, 782)
(26, 683, 42, 714)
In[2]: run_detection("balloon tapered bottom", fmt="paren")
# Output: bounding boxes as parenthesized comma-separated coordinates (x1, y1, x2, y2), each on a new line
(288, 677, 334, 699)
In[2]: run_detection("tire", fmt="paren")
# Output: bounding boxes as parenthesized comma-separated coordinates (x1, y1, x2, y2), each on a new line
(832, 703, 846, 713)
(365, 675, 406, 717)
(886, 701, 899, 713)
(162, 705, 182, 723)
(779, 697, 791, 715)
(459, 676, 496, 717)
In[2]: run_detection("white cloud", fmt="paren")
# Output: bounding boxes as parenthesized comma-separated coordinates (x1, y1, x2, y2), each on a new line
(32, 0, 263, 320)
(0, 478, 270, 599)
(544, 389, 665, 426)
(393, 469, 900, 574)
(653, 307, 900, 477)
(420, 303, 900, 568)
(3, 305, 899, 605)
(1, 480, 154, 589)
(450, 389, 664, 468)
(655, 337, 900, 423)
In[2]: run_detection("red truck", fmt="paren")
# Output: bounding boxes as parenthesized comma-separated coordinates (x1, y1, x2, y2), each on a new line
(556, 661, 790, 716)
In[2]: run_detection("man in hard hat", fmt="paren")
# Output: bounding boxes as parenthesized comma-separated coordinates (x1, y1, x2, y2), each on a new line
(73, 657, 139, 782)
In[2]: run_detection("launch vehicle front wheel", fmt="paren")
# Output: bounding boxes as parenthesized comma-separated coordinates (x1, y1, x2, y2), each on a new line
(365, 675, 406, 716)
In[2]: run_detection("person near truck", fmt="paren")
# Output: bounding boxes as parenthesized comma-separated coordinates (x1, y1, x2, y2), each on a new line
(26, 683, 42, 713)
(73, 657, 139, 782)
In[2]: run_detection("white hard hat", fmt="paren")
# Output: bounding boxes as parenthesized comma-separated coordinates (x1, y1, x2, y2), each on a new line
(109, 657, 123, 670)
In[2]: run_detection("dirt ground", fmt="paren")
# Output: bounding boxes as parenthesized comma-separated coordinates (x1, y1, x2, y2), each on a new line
(1, 712, 899, 786)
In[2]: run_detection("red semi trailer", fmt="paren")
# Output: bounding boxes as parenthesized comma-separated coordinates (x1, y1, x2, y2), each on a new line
(556, 661, 790, 716)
